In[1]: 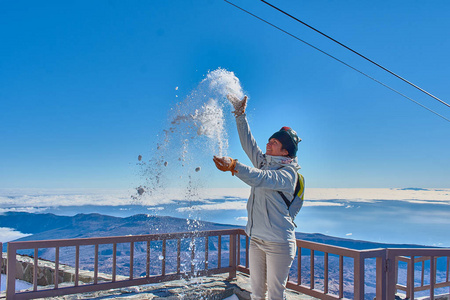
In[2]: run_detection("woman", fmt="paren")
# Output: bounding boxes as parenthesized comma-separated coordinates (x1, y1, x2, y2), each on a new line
(213, 94, 303, 300)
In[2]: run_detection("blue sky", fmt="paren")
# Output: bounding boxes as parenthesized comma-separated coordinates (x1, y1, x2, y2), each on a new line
(1, 0, 449, 189)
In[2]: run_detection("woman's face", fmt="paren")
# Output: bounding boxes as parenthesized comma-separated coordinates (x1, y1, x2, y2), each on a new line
(266, 138, 288, 156)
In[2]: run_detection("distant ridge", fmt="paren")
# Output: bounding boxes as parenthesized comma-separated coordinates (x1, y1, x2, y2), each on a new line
(294, 231, 433, 250)
(399, 187, 430, 191)
(0, 212, 238, 243)
(0, 212, 433, 249)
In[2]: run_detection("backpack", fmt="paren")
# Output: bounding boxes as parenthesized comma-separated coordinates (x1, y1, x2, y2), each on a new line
(277, 172, 305, 226)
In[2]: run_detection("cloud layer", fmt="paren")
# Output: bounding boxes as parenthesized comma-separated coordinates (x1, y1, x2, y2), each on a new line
(1, 188, 449, 213)
(1, 188, 450, 246)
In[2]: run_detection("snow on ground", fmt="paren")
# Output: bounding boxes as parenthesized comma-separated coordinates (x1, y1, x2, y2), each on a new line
(0, 274, 32, 292)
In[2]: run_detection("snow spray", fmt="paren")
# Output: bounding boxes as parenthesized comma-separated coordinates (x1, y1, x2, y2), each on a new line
(169, 68, 244, 157)
(134, 68, 245, 280)
(134, 68, 244, 203)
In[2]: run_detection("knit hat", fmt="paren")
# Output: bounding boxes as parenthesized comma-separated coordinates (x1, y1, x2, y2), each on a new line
(269, 126, 301, 157)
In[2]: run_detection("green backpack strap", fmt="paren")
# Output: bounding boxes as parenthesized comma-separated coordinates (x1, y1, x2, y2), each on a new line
(278, 172, 304, 209)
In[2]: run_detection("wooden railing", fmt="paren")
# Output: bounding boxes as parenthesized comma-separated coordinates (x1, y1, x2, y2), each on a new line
(236, 230, 450, 299)
(236, 230, 387, 299)
(289, 240, 386, 299)
(4, 229, 450, 300)
(6, 230, 237, 300)
(387, 248, 450, 300)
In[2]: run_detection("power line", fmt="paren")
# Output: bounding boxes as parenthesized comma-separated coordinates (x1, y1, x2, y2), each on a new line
(224, 0, 450, 123)
(259, 0, 450, 109)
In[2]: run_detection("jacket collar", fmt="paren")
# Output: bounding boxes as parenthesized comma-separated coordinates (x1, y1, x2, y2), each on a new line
(265, 155, 301, 169)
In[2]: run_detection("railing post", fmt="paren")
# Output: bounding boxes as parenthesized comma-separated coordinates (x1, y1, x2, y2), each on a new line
(205, 236, 209, 270)
(376, 251, 387, 300)
(228, 233, 237, 280)
(310, 250, 315, 289)
(406, 256, 414, 300)
(297, 245, 302, 286)
(94, 244, 99, 284)
(0, 242, 2, 292)
(354, 252, 365, 300)
(339, 255, 344, 298)
(6, 243, 17, 300)
(112, 243, 117, 282)
(324, 252, 328, 293)
(386, 250, 396, 300)
(75, 245, 79, 286)
(237, 234, 240, 267)
(191, 237, 195, 275)
(33, 248, 38, 291)
(161, 239, 166, 276)
(0, 242, 2, 291)
(54, 246, 59, 289)
(176, 239, 180, 274)
(245, 236, 249, 269)
(218, 235, 222, 269)
(430, 256, 435, 300)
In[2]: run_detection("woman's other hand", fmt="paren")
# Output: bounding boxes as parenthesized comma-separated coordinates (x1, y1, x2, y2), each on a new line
(213, 156, 238, 176)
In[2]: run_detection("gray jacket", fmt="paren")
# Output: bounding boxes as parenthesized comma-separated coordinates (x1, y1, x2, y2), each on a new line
(234, 114, 301, 243)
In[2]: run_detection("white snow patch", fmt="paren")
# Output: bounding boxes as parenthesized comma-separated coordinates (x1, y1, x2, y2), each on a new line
(0, 274, 32, 291)
(0, 227, 32, 243)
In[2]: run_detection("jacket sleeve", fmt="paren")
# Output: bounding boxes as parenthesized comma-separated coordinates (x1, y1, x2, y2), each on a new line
(236, 114, 264, 168)
(234, 161, 297, 194)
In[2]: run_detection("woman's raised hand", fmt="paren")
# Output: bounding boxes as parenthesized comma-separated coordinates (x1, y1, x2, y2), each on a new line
(227, 94, 248, 117)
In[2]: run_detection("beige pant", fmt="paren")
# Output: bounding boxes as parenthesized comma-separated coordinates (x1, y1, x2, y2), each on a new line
(249, 237, 297, 300)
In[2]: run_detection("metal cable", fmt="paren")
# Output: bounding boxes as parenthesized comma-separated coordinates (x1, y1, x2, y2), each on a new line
(224, 0, 450, 123)
(260, 0, 450, 109)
